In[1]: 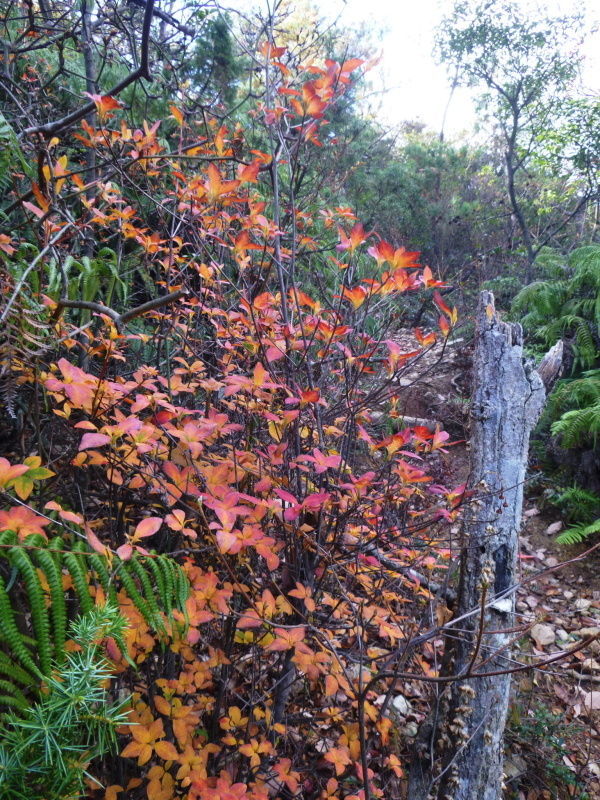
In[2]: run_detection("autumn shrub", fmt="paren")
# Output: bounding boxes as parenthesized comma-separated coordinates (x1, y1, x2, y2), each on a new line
(0, 16, 468, 800)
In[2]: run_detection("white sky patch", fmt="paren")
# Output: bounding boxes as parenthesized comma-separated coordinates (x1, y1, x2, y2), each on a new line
(221, 0, 600, 139)
(321, 0, 600, 138)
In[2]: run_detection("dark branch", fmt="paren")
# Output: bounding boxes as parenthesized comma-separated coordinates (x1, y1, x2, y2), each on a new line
(21, 0, 156, 137)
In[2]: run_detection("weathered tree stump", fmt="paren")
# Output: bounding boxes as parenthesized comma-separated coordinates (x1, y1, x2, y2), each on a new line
(409, 291, 562, 800)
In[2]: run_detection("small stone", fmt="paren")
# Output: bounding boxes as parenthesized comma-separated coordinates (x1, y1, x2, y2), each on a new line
(546, 521, 563, 536)
(583, 691, 600, 710)
(391, 695, 411, 716)
(523, 507, 540, 518)
(530, 623, 556, 647)
(556, 628, 569, 641)
(575, 599, 592, 612)
(545, 556, 559, 567)
(581, 658, 600, 673)
(503, 756, 527, 779)
(564, 591, 574, 600)
(401, 721, 418, 738)
(578, 627, 600, 638)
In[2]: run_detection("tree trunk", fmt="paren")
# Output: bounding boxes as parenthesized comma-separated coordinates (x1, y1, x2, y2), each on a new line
(408, 291, 562, 800)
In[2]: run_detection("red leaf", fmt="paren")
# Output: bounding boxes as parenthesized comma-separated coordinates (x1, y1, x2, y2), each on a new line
(133, 517, 162, 539)
(79, 433, 111, 451)
(86, 527, 109, 556)
(116, 543, 133, 561)
(434, 290, 452, 318)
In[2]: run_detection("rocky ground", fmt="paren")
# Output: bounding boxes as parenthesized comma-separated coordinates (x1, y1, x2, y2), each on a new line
(373, 331, 600, 798)
(502, 501, 600, 800)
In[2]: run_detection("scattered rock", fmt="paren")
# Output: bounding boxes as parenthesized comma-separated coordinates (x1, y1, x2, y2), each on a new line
(503, 756, 527, 779)
(575, 599, 593, 612)
(391, 695, 411, 716)
(578, 627, 600, 638)
(546, 521, 563, 536)
(581, 658, 600, 673)
(545, 556, 559, 567)
(523, 507, 540, 518)
(401, 721, 418, 738)
(531, 623, 556, 647)
(582, 691, 600, 710)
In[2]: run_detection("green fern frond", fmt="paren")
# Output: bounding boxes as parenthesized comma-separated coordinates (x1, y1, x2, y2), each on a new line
(0, 569, 41, 680)
(0, 110, 33, 186)
(127, 555, 168, 636)
(0, 679, 29, 710)
(0, 653, 38, 689)
(117, 559, 165, 636)
(0, 263, 51, 415)
(144, 552, 168, 612)
(0, 693, 30, 712)
(7, 544, 52, 676)
(551, 403, 600, 448)
(556, 517, 600, 544)
(63, 544, 94, 616)
(553, 484, 600, 523)
(29, 534, 68, 664)
(0, 532, 190, 710)
(88, 552, 119, 606)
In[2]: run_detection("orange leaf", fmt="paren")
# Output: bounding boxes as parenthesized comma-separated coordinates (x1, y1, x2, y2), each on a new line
(433, 290, 452, 318)
(79, 432, 111, 451)
(86, 527, 110, 557)
(341, 285, 368, 309)
(116, 543, 133, 561)
(83, 92, 122, 122)
(324, 746, 352, 776)
(154, 695, 172, 716)
(154, 740, 179, 761)
(133, 517, 162, 540)
(169, 105, 184, 125)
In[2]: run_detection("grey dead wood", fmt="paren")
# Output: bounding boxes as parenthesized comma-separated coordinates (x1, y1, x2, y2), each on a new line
(408, 291, 561, 800)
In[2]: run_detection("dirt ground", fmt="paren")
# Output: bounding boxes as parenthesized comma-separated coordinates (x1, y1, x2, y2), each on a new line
(377, 332, 600, 798)
(503, 498, 600, 800)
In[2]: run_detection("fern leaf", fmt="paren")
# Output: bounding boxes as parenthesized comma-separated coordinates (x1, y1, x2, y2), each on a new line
(144, 552, 168, 613)
(63, 545, 94, 615)
(0, 679, 29, 709)
(0, 571, 41, 678)
(0, 652, 38, 689)
(0, 693, 30, 712)
(29, 534, 68, 664)
(556, 517, 600, 544)
(127, 555, 167, 636)
(89, 552, 119, 606)
(117, 562, 161, 635)
(8, 544, 52, 676)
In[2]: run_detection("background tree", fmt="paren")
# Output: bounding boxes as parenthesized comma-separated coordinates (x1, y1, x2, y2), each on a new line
(437, 0, 589, 282)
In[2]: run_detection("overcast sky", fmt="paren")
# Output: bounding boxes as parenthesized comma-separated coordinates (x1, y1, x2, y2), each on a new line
(223, 0, 600, 138)
(320, 0, 600, 137)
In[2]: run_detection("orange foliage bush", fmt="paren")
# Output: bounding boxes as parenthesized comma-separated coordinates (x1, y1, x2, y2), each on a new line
(0, 35, 464, 800)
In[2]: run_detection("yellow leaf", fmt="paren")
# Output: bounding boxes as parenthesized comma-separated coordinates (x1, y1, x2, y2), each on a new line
(170, 105, 184, 125)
